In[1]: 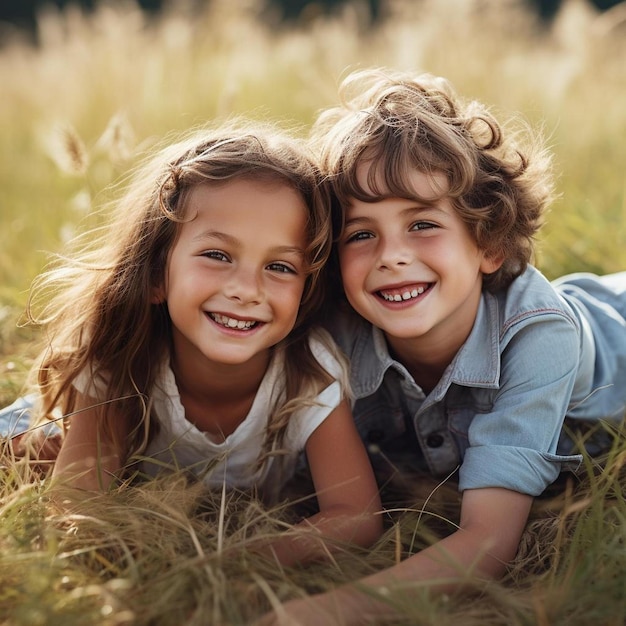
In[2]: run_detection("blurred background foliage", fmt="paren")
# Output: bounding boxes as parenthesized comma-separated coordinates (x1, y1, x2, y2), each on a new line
(1, 0, 624, 29)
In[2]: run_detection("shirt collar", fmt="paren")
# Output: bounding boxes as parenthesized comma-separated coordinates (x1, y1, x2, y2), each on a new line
(348, 291, 501, 400)
(439, 292, 501, 391)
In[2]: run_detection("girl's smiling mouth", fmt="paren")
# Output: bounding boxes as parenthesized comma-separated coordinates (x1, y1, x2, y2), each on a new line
(207, 312, 261, 330)
(376, 283, 432, 302)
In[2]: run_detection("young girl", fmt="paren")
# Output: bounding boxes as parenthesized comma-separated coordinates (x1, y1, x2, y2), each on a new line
(1, 120, 382, 566)
(260, 68, 626, 623)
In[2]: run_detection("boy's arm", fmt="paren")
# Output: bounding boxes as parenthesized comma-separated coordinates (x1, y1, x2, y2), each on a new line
(259, 487, 532, 624)
(52, 392, 126, 491)
(256, 399, 383, 567)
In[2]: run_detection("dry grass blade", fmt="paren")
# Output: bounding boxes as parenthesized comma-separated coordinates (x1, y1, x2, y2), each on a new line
(43, 123, 89, 176)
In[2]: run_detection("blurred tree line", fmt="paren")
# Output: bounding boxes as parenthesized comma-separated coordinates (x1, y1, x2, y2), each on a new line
(0, 0, 623, 32)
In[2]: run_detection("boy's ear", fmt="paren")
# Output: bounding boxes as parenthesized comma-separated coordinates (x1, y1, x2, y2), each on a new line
(480, 252, 505, 275)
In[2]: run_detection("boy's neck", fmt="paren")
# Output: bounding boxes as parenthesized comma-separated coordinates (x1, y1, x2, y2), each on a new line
(385, 335, 454, 395)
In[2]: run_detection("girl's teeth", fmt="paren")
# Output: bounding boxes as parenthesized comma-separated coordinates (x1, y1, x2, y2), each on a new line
(211, 313, 255, 329)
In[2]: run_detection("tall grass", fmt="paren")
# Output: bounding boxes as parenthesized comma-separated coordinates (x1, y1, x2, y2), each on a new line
(1, 0, 625, 623)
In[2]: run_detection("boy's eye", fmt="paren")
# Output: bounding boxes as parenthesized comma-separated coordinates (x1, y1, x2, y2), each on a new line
(267, 262, 296, 274)
(202, 250, 229, 261)
(344, 230, 373, 243)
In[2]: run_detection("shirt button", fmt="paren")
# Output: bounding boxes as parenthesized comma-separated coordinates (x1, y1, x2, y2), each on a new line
(367, 429, 385, 443)
(426, 433, 445, 448)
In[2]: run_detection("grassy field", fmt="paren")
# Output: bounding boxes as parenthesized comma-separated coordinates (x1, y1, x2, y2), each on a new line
(1, 0, 626, 624)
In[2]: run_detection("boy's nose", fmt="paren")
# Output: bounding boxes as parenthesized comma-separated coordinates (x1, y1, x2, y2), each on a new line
(377, 237, 412, 270)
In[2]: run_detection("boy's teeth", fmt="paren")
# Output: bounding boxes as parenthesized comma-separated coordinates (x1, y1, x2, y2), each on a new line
(382, 286, 425, 302)
(211, 313, 256, 329)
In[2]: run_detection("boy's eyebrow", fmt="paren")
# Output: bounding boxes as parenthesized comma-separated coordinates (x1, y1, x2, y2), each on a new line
(192, 229, 305, 256)
(345, 204, 444, 225)
(343, 215, 374, 226)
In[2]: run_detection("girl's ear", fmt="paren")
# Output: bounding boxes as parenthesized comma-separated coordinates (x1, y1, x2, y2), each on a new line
(151, 285, 166, 304)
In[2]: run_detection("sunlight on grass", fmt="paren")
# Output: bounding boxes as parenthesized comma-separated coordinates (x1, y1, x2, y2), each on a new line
(1, 0, 626, 623)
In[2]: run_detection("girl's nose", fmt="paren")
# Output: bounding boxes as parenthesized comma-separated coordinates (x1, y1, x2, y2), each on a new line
(224, 267, 262, 304)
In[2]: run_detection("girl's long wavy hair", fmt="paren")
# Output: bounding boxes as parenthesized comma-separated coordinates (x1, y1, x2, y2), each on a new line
(311, 67, 555, 295)
(28, 119, 339, 467)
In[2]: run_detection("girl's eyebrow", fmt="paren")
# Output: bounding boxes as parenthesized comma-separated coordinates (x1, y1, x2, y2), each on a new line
(192, 229, 305, 257)
(269, 245, 306, 258)
(192, 230, 236, 245)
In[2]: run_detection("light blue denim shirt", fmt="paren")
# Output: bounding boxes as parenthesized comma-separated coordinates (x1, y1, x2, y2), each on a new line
(329, 266, 626, 496)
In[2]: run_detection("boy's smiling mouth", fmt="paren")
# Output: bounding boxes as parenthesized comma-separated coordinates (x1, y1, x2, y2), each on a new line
(207, 312, 260, 330)
(377, 283, 431, 302)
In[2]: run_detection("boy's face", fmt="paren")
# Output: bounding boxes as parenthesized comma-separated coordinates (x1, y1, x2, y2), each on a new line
(154, 179, 308, 372)
(337, 165, 501, 363)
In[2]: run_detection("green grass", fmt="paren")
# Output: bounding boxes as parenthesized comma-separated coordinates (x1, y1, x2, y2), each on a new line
(1, 0, 626, 624)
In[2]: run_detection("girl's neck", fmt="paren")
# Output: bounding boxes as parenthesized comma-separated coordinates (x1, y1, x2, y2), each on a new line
(170, 349, 272, 441)
(173, 348, 270, 397)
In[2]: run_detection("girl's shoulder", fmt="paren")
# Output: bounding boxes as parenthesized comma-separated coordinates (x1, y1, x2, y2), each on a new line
(307, 325, 342, 360)
(322, 306, 372, 360)
(72, 362, 109, 400)
(309, 326, 348, 374)
(306, 326, 350, 384)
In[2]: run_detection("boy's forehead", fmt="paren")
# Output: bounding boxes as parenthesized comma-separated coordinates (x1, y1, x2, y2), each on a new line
(354, 160, 449, 200)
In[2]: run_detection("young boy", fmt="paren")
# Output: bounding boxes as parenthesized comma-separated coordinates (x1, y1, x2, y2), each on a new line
(261, 67, 626, 624)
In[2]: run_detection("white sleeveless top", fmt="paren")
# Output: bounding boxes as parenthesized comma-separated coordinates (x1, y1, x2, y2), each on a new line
(74, 329, 345, 496)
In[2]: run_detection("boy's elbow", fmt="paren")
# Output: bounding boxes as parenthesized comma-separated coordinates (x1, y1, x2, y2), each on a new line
(463, 526, 522, 580)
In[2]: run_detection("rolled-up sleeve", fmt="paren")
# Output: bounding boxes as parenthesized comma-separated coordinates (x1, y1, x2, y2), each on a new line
(460, 446, 582, 495)
(459, 315, 584, 495)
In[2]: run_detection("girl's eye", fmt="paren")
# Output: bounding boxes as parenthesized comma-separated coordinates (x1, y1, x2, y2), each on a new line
(344, 230, 373, 244)
(267, 262, 297, 274)
(410, 221, 437, 231)
(202, 250, 229, 261)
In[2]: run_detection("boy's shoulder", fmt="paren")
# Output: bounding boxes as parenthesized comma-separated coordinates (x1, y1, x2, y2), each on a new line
(495, 266, 579, 327)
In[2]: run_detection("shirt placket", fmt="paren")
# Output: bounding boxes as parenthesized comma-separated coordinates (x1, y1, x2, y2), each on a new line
(411, 398, 461, 477)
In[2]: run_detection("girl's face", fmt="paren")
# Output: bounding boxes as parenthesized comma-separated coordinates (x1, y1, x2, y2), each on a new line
(337, 165, 501, 362)
(155, 178, 308, 370)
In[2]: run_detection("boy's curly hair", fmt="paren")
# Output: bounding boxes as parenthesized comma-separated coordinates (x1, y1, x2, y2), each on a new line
(312, 67, 555, 292)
